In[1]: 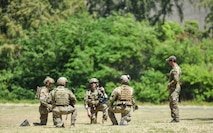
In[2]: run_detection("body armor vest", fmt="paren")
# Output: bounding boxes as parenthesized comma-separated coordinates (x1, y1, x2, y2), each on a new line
(87, 89, 99, 106)
(88, 90, 99, 101)
(117, 85, 132, 106)
(54, 87, 69, 106)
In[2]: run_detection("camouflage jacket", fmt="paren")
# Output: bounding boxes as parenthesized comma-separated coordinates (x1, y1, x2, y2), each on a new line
(168, 64, 182, 89)
(39, 86, 50, 107)
(84, 87, 108, 108)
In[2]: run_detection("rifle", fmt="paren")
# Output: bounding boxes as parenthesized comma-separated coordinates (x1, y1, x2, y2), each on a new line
(98, 86, 108, 105)
(71, 87, 75, 94)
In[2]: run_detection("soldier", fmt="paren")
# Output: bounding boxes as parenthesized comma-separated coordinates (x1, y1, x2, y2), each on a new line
(48, 77, 77, 127)
(108, 75, 137, 125)
(34, 76, 55, 126)
(166, 55, 182, 123)
(84, 78, 108, 124)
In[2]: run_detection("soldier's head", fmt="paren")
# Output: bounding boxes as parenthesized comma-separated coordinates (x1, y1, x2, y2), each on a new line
(166, 55, 177, 66)
(120, 75, 131, 84)
(43, 76, 55, 88)
(89, 78, 99, 90)
(57, 77, 68, 86)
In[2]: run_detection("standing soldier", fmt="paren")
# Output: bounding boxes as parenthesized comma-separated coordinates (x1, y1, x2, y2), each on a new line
(34, 76, 55, 126)
(48, 77, 77, 127)
(108, 75, 138, 125)
(166, 55, 182, 123)
(84, 78, 108, 124)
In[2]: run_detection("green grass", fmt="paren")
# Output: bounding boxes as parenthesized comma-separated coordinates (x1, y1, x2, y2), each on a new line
(0, 103, 212, 133)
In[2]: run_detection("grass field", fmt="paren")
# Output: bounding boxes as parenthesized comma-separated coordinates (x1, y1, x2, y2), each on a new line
(0, 103, 212, 133)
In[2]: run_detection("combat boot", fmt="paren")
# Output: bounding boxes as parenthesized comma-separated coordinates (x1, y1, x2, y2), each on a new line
(120, 118, 128, 126)
(102, 115, 108, 124)
(170, 118, 179, 123)
(56, 123, 65, 128)
(71, 123, 75, 128)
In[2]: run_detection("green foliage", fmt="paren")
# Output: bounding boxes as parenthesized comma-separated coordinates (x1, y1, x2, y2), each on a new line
(184, 21, 200, 35)
(156, 21, 184, 41)
(86, 0, 184, 25)
(1, 2, 213, 103)
(133, 69, 168, 104)
(0, 0, 86, 39)
(181, 64, 213, 101)
(198, 0, 213, 33)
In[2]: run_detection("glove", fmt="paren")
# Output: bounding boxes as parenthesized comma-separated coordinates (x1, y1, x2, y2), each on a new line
(133, 104, 138, 112)
(47, 104, 52, 112)
(99, 86, 105, 92)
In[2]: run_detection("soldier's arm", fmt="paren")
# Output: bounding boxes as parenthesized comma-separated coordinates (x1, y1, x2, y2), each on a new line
(109, 88, 118, 107)
(39, 90, 49, 107)
(84, 91, 89, 108)
(69, 91, 77, 105)
(131, 88, 138, 111)
(169, 70, 179, 87)
(84, 91, 92, 117)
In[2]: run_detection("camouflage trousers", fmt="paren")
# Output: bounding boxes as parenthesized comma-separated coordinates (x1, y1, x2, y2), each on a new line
(108, 105, 132, 125)
(90, 104, 108, 124)
(39, 105, 49, 125)
(52, 105, 77, 127)
(169, 87, 181, 121)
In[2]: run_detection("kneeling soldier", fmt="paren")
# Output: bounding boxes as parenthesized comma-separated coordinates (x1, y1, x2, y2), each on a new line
(108, 75, 137, 125)
(84, 78, 108, 124)
(48, 77, 77, 127)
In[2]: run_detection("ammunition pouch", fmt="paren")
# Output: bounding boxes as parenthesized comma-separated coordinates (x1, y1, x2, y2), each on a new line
(88, 100, 99, 107)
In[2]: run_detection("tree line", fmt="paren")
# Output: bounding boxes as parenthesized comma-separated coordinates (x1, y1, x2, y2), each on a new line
(0, 0, 213, 103)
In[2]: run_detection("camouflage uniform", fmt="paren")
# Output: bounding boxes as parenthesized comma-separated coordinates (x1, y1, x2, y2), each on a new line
(39, 86, 52, 125)
(37, 77, 54, 125)
(48, 77, 77, 127)
(84, 78, 108, 124)
(108, 75, 136, 125)
(167, 55, 182, 123)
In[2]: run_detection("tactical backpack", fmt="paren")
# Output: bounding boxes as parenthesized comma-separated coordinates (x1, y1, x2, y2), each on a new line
(35, 86, 42, 100)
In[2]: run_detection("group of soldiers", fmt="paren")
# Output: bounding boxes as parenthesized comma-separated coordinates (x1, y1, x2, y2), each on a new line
(34, 77, 77, 127)
(35, 74, 138, 128)
(34, 55, 181, 128)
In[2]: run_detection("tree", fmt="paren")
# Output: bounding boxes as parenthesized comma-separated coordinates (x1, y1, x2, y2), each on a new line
(0, 0, 86, 39)
(86, 0, 184, 24)
(198, 0, 213, 36)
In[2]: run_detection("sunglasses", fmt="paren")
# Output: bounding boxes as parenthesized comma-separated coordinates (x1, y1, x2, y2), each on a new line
(90, 82, 97, 84)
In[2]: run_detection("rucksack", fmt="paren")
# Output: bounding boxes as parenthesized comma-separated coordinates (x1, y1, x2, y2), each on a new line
(35, 86, 42, 100)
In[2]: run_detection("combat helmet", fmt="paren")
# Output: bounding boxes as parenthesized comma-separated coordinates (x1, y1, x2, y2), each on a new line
(57, 77, 68, 86)
(166, 55, 177, 62)
(43, 76, 55, 86)
(89, 78, 99, 85)
(120, 75, 131, 83)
